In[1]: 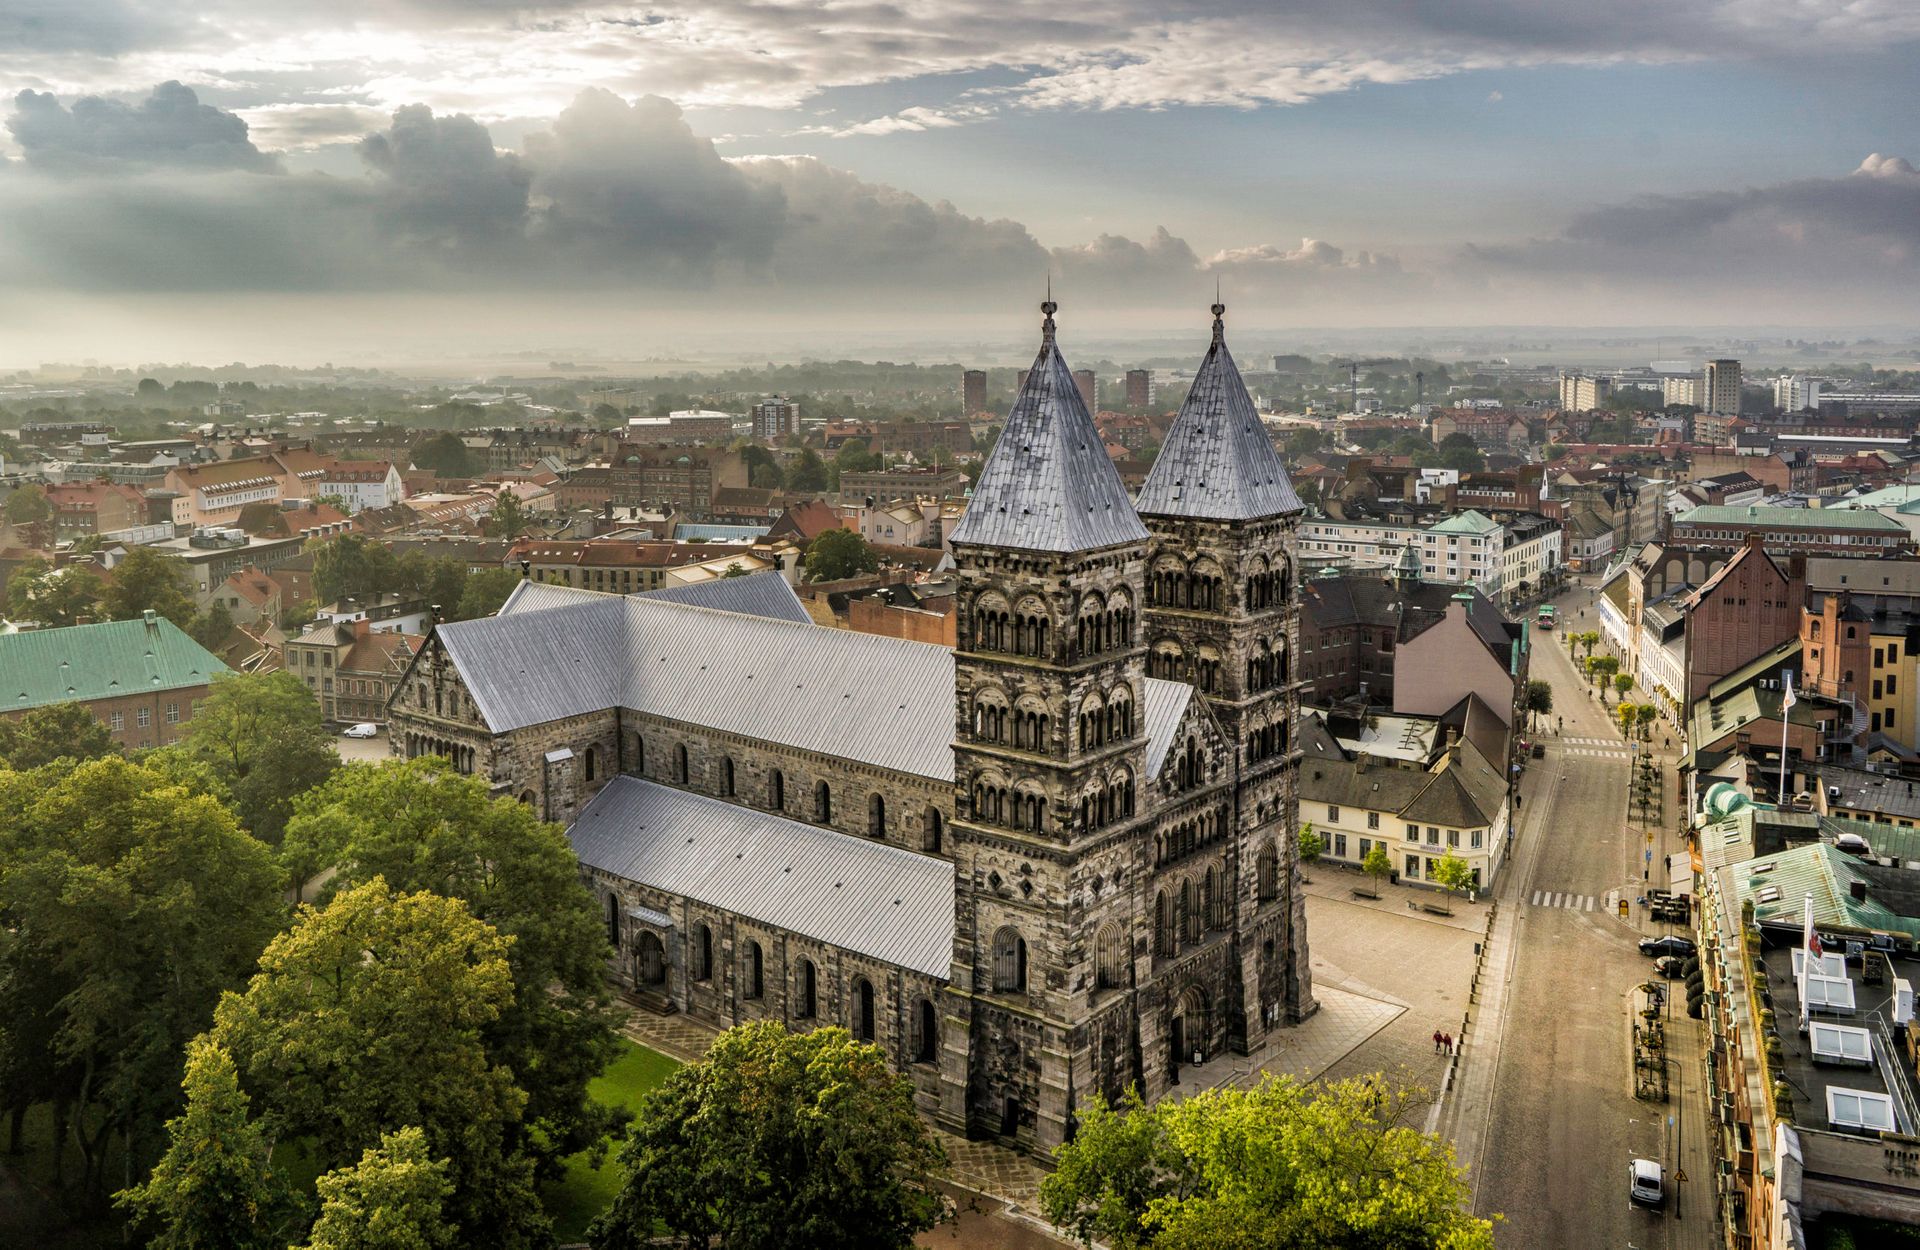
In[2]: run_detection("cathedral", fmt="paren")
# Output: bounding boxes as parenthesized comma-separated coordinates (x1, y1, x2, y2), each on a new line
(386, 299, 1312, 1156)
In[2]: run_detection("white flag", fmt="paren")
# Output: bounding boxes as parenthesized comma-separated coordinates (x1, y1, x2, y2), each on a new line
(1782, 671, 1797, 711)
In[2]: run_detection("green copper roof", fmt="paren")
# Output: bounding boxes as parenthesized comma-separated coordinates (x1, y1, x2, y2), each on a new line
(0, 614, 230, 712)
(1427, 509, 1498, 535)
(1675, 504, 1905, 532)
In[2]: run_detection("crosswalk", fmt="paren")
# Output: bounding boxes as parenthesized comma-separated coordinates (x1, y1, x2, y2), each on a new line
(1542, 736, 1631, 760)
(1561, 737, 1617, 746)
(1562, 747, 1631, 759)
(1530, 890, 1600, 911)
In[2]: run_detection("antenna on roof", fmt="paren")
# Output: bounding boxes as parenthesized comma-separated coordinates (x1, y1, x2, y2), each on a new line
(1040, 282, 1058, 346)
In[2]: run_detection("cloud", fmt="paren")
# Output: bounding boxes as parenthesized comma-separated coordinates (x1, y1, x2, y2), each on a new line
(1485, 90, 1503, 103)
(1857, 152, 1918, 180)
(359, 104, 530, 248)
(235, 102, 391, 152)
(7, 80, 279, 173)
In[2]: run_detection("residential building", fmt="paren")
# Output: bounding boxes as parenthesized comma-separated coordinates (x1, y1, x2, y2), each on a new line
(507, 538, 787, 593)
(1773, 374, 1822, 413)
(1703, 358, 1743, 416)
(751, 396, 801, 442)
(1427, 409, 1533, 453)
(1296, 509, 1561, 602)
(44, 480, 146, 540)
(388, 301, 1313, 1159)
(0, 612, 227, 748)
(162, 456, 289, 526)
(285, 618, 421, 725)
(962, 370, 987, 415)
(553, 446, 748, 518)
(1071, 368, 1097, 411)
(1558, 372, 1613, 413)
(1125, 369, 1152, 408)
(1662, 375, 1702, 408)
(839, 466, 967, 505)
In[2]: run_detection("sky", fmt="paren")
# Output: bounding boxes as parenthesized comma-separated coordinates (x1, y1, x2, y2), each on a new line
(1, 1, 1918, 366)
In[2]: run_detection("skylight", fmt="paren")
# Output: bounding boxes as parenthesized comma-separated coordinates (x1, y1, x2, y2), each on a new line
(1809, 1021, 1872, 1065)
(1828, 1087, 1896, 1133)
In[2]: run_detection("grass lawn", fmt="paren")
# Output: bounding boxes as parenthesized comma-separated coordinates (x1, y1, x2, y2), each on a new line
(541, 1038, 681, 1242)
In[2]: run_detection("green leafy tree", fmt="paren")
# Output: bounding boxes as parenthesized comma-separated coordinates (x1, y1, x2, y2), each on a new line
(179, 671, 338, 845)
(300, 1127, 454, 1250)
(190, 601, 235, 651)
(1431, 850, 1475, 909)
(1591, 655, 1620, 700)
(785, 447, 829, 493)
(1296, 822, 1324, 866)
(1523, 679, 1553, 730)
(1434, 432, 1485, 472)
(6, 557, 101, 626)
(834, 438, 882, 476)
(115, 1039, 290, 1250)
(280, 758, 625, 1173)
(211, 878, 547, 1249)
(311, 534, 399, 606)
(481, 489, 528, 538)
(5, 483, 52, 525)
(0, 757, 285, 1196)
(452, 567, 523, 621)
(101, 544, 197, 627)
(804, 528, 878, 582)
(1613, 672, 1635, 702)
(1362, 844, 1393, 894)
(1042, 1075, 1491, 1250)
(591, 1022, 949, 1250)
(410, 431, 476, 477)
(0, 700, 119, 769)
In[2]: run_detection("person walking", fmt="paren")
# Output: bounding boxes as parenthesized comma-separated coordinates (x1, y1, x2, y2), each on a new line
(1433, 1029, 1443, 1054)
(1446, 1033, 1456, 1056)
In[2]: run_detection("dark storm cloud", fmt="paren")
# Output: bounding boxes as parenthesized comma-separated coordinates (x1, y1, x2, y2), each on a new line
(359, 104, 531, 245)
(7, 80, 278, 173)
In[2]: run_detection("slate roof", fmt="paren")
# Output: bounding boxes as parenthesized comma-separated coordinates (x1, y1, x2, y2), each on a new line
(1298, 735, 1506, 830)
(0, 614, 229, 712)
(570, 777, 956, 978)
(641, 571, 811, 624)
(949, 307, 1148, 553)
(435, 591, 1196, 785)
(1135, 309, 1303, 521)
(1674, 504, 1904, 533)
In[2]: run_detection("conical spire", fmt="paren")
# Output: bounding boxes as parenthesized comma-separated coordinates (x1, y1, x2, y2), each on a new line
(1135, 300, 1303, 521)
(950, 298, 1149, 554)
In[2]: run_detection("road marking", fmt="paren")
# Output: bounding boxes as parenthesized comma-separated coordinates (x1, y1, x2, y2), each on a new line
(1529, 890, 1597, 912)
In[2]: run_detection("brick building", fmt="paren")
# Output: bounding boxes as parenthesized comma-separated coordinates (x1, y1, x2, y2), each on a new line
(1669, 504, 1908, 556)
(388, 301, 1313, 1159)
(0, 612, 228, 748)
(554, 446, 747, 518)
(285, 618, 421, 725)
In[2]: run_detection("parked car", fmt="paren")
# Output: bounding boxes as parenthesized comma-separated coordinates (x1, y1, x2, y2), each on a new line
(342, 722, 380, 739)
(1653, 955, 1686, 979)
(1639, 935, 1696, 958)
(1628, 1158, 1665, 1209)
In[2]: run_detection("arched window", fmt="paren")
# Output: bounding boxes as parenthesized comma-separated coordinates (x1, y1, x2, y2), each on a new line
(519, 789, 535, 805)
(693, 922, 713, 981)
(604, 891, 620, 948)
(1204, 865, 1222, 931)
(634, 734, 645, 773)
(585, 745, 598, 782)
(674, 743, 689, 783)
(869, 792, 887, 838)
(745, 940, 764, 999)
(914, 998, 938, 1063)
(1095, 923, 1126, 989)
(769, 769, 785, 811)
(1154, 891, 1173, 957)
(1181, 877, 1201, 945)
(1257, 841, 1278, 901)
(814, 780, 832, 823)
(923, 805, 943, 852)
(853, 976, 876, 1042)
(796, 958, 817, 1018)
(991, 927, 1028, 993)
(723, 756, 736, 795)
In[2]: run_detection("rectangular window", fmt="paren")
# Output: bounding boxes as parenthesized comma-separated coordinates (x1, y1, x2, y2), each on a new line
(1405, 855, 1420, 879)
(1405, 823, 1418, 842)
(1472, 830, 1484, 849)
(165, 702, 179, 723)
(1874, 680, 1883, 700)
(1447, 830, 1460, 847)
(1333, 834, 1347, 858)
(1327, 805, 1340, 822)
(1366, 811, 1380, 830)
(110, 711, 124, 731)
(1426, 826, 1440, 844)
(136, 707, 151, 728)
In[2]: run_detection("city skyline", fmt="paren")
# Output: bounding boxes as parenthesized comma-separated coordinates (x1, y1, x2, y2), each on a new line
(1, 2, 1917, 362)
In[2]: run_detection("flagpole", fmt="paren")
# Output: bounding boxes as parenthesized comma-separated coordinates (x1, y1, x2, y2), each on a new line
(1800, 892, 1814, 1034)
(1778, 671, 1795, 806)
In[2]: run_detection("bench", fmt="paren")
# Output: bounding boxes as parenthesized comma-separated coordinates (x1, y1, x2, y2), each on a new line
(1421, 903, 1454, 916)
(1351, 888, 1381, 900)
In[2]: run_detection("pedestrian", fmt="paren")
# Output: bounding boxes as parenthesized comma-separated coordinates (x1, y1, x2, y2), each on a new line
(1444, 1033, 1454, 1055)
(1433, 1029, 1443, 1054)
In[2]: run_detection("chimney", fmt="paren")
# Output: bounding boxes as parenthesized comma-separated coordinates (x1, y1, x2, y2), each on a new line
(353, 618, 371, 639)
(142, 608, 157, 627)
(1850, 879, 1868, 903)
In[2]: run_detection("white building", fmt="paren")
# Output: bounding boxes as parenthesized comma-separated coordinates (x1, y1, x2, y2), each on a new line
(1559, 373, 1614, 413)
(1662, 376, 1702, 408)
(316, 461, 403, 514)
(1298, 509, 1562, 601)
(1703, 359, 1743, 416)
(1772, 374, 1823, 413)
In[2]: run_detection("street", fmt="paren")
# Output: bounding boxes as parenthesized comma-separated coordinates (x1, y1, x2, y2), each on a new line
(1438, 582, 1717, 1249)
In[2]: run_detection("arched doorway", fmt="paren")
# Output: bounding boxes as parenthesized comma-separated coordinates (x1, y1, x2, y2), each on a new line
(1169, 986, 1208, 1084)
(635, 931, 666, 986)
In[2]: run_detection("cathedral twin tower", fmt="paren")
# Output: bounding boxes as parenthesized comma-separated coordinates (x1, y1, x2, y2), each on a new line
(937, 298, 1311, 1151)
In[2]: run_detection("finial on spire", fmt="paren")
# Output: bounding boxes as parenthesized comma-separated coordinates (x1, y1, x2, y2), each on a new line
(1210, 281, 1226, 344)
(1041, 277, 1058, 345)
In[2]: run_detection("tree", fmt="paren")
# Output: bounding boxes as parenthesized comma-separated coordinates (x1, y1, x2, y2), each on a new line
(1434, 432, 1485, 473)
(0, 757, 285, 1196)
(1040, 1075, 1492, 1250)
(280, 758, 625, 1174)
(1591, 655, 1620, 701)
(481, 490, 528, 539)
(300, 1127, 454, 1250)
(190, 600, 234, 651)
(1296, 822, 1324, 866)
(179, 671, 338, 845)
(115, 1039, 290, 1250)
(101, 544, 197, 627)
(591, 1022, 948, 1250)
(1636, 704, 1660, 740)
(1431, 850, 1475, 910)
(0, 700, 119, 769)
(1362, 844, 1393, 895)
(5, 483, 52, 525)
(804, 528, 879, 582)
(785, 447, 829, 493)
(1617, 702, 1639, 738)
(211, 878, 547, 1249)
(311, 534, 399, 606)
(1523, 679, 1553, 731)
(1613, 673, 1635, 702)
(5, 557, 101, 626)
(1577, 631, 1599, 661)
(411, 431, 476, 477)
(452, 567, 522, 621)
